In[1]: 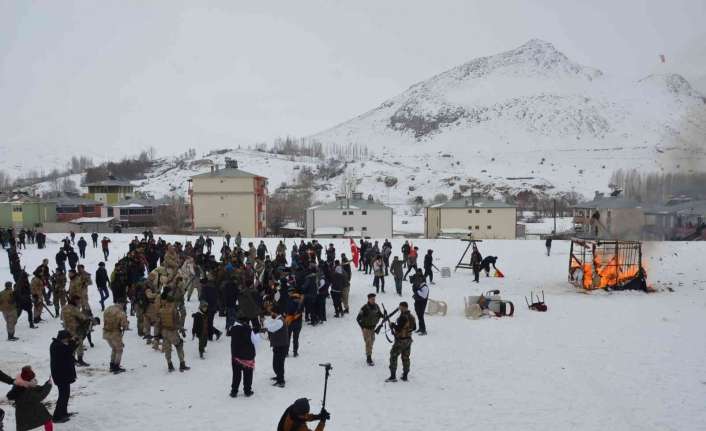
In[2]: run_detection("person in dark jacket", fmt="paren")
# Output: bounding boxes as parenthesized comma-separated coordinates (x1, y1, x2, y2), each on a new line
(277, 398, 329, 431)
(191, 302, 210, 359)
(66, 249, 79, 272)
(480, 256, 498, 277)
(50, 330, 77, 423)
(199, 278, 222, 341)
(470, 245, 482, 283)
(227, 317, 258, 397)
(6, 365, 53, 431)
(285, 293, 303, 357)
(264, 310, 289, 388)
(55, 249, 67, 274)
(95, 262, 110, 311)
(77, 237, 87, 259)
(545, 236, 553, 256)
(91, 232, 99, 248)
(1, 367, 14, 430)
(423, 249, 437, 285)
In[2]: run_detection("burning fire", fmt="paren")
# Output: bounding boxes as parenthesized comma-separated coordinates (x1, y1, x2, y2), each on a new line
(575, 253, 642, 289)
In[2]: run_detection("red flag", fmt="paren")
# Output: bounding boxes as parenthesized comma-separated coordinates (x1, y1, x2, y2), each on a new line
(350, 238, 360, 268)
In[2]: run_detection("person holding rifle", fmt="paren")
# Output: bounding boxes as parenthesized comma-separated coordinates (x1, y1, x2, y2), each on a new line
(385, 301, 417, 382)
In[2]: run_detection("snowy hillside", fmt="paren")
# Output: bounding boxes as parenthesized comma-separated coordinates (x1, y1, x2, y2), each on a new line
(312, 39, 706, 195)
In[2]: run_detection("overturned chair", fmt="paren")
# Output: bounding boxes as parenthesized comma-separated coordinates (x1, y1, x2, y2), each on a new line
(425, 298, 448, 316)
(464, 290, 514, 320)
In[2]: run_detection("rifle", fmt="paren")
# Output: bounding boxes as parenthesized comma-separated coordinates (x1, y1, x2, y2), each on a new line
(43, 302, 56, 318)
(374, 303, 399, 342)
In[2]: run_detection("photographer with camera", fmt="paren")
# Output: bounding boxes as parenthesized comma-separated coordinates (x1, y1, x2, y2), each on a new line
(277, 398, 330, 431)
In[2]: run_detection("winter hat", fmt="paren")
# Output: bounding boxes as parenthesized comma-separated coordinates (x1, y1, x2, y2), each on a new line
(57, 330, 72, 341)
(20, 366, 35, 382)
(292, 398, 310, 416)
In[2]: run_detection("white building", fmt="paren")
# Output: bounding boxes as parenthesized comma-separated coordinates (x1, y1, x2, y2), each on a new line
(306, 193, 393, 239)
(425, 198, 517, 239)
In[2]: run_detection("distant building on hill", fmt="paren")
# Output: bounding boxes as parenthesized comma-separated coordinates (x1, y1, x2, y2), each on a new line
(425, 198, 517, 239)
(306, 193, 393, 238)
(189, 159, 268, 236)
(85, 179, 134, 205)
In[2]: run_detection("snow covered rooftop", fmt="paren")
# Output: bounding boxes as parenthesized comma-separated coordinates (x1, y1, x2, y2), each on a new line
(573, 196, 642, 209)
(430, 199, 516, 209)
(70, 217, 115, 224)
(191, 167, 263, 179)
(310, 198, 392, 211)
(85, 179, 134, 187)
(314, 226, 345, 235)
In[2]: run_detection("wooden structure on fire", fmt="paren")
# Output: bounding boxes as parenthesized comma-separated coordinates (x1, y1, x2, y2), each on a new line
(568, 238, 647, 291)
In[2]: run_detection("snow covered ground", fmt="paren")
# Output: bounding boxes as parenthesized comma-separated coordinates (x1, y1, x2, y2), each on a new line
(1, 234, 705, 430)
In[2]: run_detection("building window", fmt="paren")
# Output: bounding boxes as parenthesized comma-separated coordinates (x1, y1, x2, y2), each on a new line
(348, 226, 354, 231)
(362, 227, 367, 231)
(475, 209, 480, 214)
(12, 206, 22, 213)
(468, 226, 473, 230)
(487, 225, 492, 230)
(220, 196, 224, 200)
(362, 211, 367, 215)
(342, 211, 347, 216)
(348, 211, 354, 215)
(487, 209, 492, 213)
(475, 225, 479, 230)
(468, 209, 472, 214)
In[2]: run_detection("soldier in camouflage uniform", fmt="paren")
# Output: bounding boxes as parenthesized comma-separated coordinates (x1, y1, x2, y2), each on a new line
(30, 271, 46, 323)
(77, 264, 93, 315)
(385, 301, 417, 383)
(62, 295, 91, 366)
(0, 281, 19, 340)
(158, 288, 190, 372)
(50, 268, 68, 318)
(103, 299, 129, 374)
(143, 283, 161, 350)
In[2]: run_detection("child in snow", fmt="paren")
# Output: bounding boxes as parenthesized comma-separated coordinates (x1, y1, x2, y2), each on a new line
(6, 365, 54, 431)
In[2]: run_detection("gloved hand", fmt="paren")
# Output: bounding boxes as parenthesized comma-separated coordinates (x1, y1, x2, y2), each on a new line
(318, 408, 330, 421)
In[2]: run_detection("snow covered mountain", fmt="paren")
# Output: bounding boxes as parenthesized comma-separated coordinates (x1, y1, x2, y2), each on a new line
(312, 39, 706, 195)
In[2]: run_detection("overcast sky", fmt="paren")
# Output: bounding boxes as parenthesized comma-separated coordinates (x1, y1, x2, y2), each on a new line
(1, 0, 704, 163)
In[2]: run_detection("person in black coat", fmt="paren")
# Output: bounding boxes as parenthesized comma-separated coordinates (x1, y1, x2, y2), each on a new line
(66, 249, 79, 272)
(95, 262, 110, 311)
(50, 330, 77, 422)
(199, 278, 222, 341)
(227, 317, 257, 398)
(77, 237, 87, 259)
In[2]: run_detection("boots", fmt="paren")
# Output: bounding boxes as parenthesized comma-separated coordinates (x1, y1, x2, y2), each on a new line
(179, 362, 190, 372)
(168, 362, 175, 372)
(76, 356, 90, 367)
(229, 389, 237, 398)
(7, 334, 18, 341)
(385, 371, 397, 382)
(366, 355, 374, 366)
(401, 371, 408, 381)
(110, 363, 126, 374)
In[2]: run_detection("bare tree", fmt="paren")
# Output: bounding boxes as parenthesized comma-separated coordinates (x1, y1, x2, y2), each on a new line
(160, 195, 188, 233)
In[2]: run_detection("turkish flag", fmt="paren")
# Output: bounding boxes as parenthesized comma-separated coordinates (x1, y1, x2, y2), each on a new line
(350, 238, 360, 268)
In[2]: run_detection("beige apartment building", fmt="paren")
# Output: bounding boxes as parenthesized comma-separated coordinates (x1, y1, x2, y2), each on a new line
(189, 159, 267, 236)
(425, 198, 517, 239)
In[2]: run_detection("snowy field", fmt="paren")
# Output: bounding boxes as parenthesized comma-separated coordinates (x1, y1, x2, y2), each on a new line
(1, 234, 705, 431)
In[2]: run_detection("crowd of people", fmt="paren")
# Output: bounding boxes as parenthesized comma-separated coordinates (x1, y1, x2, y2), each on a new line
(1, 229, 462, 431)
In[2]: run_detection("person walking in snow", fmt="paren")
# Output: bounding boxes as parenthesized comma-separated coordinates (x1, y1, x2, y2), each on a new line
(412, 269, 429, 336)
(264, 309, 289, 388)
(101, 236, 111, 261)
(227, 316, 258, 398)
(91, 232, 98, 248)
(545, 236, 553, 256)
(423, 249, 437, 285)
(77, 237, 87, 259)
(357, 293, 383, 366)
